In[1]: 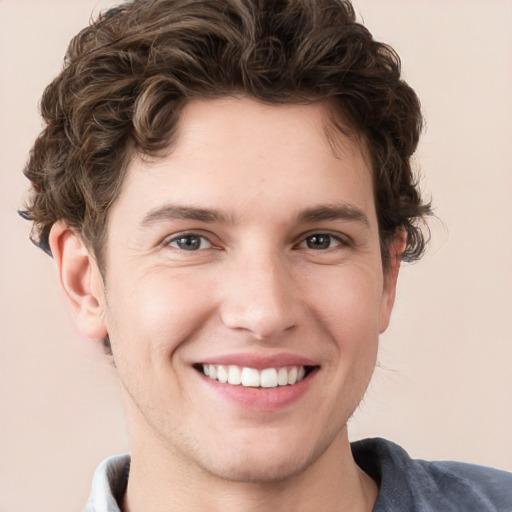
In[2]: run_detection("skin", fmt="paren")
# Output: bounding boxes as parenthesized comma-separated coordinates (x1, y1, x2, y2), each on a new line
(50, 97, 404, 512)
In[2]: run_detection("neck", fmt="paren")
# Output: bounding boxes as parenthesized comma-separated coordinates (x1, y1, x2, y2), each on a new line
(122, 429, 377, 512)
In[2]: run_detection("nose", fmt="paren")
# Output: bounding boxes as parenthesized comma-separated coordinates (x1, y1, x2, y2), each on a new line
(219, 249, 300, 340)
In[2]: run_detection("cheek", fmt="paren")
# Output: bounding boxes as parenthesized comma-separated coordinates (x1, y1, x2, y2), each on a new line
(309, 265, 384, 337)
(303, 268, 382, 424)
(307, 266, 383, 380)
(105, 269, 218, 358)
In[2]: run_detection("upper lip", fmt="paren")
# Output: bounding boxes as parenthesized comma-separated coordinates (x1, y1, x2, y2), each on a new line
(195, 353, 318, 369)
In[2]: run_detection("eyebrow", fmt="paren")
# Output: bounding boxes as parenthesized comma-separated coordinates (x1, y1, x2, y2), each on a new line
(140, 204, 233, 227)
(140, 202, 370, 229)
(297, 204, 370, 228)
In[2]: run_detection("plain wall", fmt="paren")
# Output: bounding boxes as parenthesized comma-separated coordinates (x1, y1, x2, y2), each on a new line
(1, 1, 511, 511)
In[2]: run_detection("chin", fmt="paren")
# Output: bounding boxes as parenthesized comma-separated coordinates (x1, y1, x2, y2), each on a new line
(192, 435, 328, 484)
(204, 453, 312, 484)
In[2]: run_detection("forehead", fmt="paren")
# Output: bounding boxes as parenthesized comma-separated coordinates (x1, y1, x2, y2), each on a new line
(110, 97, 375, 229)
(171, 97, 367, 175)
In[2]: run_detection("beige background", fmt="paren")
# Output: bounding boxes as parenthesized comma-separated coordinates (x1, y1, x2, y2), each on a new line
(1, 1, 511, 511)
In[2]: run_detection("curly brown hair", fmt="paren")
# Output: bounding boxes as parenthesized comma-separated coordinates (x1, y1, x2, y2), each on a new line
(22, 0, 431, 271)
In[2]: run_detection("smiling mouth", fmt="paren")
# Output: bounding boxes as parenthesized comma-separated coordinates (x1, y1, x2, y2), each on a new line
(193, 364, 317, 388)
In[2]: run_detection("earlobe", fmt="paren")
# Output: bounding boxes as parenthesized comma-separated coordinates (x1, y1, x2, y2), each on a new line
(49, 222, 108, 340)
(379, 232, 407, 333)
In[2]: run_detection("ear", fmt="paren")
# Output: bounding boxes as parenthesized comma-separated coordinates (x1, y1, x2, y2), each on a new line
(379, 231, 407, 333)
(49, 222, 108, 340)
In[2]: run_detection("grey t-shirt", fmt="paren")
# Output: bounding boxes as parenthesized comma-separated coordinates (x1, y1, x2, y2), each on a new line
(352, 438, 512, 511)
(85, 438, 512, 511)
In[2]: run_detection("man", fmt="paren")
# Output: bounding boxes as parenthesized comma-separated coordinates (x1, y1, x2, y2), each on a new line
(21, 0, 512, 511)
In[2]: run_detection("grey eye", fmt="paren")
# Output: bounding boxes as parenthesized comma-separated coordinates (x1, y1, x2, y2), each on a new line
(304, 234, 337, 250)
(169, 234, 211, 251)
(299, 233, 346, 251)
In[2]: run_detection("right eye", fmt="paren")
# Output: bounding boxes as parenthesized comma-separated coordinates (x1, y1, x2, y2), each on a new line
(167, 233, 213, 251)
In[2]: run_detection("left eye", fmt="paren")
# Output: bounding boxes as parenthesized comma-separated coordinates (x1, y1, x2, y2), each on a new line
(168, 234, 212, 251)
(299, 234, 343, 250)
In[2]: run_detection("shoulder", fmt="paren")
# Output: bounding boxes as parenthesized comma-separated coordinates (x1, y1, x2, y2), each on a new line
(351, 438, 512, 512)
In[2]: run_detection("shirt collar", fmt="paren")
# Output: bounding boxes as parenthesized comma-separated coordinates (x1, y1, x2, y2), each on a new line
(84, 454, 130, 512)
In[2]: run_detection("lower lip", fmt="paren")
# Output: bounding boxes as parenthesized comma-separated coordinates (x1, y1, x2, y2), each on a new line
(197, 369, 317, 411)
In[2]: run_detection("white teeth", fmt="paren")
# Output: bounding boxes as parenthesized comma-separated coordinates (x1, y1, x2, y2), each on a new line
(288, 366, 298, 385)
(200, 364, 310, 388)
(217, 365, 228, 383)
(260, 368, 278, 388)
(227, 365, 241, 385)
(241, 367, 260, 387)
(277, 367, 288, 386)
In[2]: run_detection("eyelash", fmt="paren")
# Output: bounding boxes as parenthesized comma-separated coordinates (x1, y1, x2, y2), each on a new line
(165, 231, 351, 252)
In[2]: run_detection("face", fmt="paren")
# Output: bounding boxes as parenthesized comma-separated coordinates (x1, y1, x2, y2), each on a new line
(94, 98, 399, 482)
